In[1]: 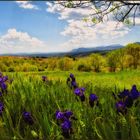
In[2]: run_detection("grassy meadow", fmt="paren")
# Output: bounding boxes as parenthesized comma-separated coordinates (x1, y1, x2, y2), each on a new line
(0, 70, 140, 139)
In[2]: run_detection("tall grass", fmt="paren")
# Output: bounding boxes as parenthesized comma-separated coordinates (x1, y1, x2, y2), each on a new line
(0, 70, 140, 139)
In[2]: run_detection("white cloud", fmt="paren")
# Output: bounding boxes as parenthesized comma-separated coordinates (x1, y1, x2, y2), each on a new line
(46, 1, 134, 51)
(0, 28, 52, 54)
(16, 1, 39, 10)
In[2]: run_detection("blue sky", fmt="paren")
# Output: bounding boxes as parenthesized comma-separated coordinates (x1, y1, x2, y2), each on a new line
(0, 1, 140, 54)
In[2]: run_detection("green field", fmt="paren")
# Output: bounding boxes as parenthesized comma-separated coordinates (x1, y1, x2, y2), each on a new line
(0, 70, 140, 139)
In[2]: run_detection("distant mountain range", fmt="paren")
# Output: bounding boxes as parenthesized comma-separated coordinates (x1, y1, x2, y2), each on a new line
(71, 44, 123, 53)
(0, 44, 124, 57)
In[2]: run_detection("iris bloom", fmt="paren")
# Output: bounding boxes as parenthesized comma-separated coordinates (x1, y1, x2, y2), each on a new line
(130, 85, 140, 100)
(42, 76, 47, 82)
(89, 94, 98, 107)
(61, 120, 72, 138)
(74, 88, 85, 101)
(55, 110, 73, 138)
(118, 89, 129, 99)
(22, 111, 34, 125)
(116, 101, 126, 114)
(0, 102, 4, 116)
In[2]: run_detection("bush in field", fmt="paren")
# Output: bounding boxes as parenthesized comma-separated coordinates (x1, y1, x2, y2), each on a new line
(107, 51, 119, 72)
(57, 57, 74, 71)
(22, 63, 38, 72)
(75, 57, 92, 72)
(126, 43, 140, 69)
(77, 64, 91, 72)
(47, 58, 58, 70)
(90, 54, 104, 72)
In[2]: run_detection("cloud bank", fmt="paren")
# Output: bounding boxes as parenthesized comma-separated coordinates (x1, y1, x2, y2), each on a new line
(0, 28, 49, 54)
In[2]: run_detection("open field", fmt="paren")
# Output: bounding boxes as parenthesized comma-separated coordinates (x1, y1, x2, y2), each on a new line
(0, 70, 140, 139)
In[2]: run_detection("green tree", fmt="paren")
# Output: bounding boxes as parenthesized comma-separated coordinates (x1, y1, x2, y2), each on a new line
(107, 51, 119, 72)
(90, 53, 104, 72)
(126, 43, 140, 69)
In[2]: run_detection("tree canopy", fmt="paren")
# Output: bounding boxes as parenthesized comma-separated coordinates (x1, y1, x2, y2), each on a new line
(57, 0, 140, 25)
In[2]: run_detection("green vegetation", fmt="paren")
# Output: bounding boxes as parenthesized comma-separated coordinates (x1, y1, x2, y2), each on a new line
(0, 70, 140, 139)
(0, 43, 140, 72)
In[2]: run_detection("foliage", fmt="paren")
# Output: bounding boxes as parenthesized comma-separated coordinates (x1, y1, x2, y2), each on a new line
(0, 70, 140, 139)
(0, 43, 140, 72)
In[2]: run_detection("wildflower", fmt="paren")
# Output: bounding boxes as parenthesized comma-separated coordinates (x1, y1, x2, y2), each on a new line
(116, 101, 126, 114)
(74, 88, 81, 96)
(61, 120, 72, 138)
(79, 94, 85, 102)
(130, 85, 140, 100)
(55, 110, 74, 138)
(0, 102, 4, 116)
(118, 89, 129, 99)
(124, 96, 133, 108)
(2, 76, 8, 82)
(22, 111, 34, 125)
(55, 110, 64, 120)
(42, 76, 47, 82)
(89, 94, 98, 107)
(0, 82, 7, 90)
(71, 81, 77, 89)
(0, 92, 2, 96)
(74, 87, 85, 102)
(64, 111, 73, 119)
(70, 73, 75, 80)
(56, 110, 73, 120)
(0, 77, 3, 83)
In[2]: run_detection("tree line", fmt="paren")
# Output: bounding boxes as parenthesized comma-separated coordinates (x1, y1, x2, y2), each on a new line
(0, 43, 140, 72)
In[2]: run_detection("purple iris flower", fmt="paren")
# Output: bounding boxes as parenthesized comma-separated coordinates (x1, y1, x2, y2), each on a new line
(89, 94, 98, 107)
(0, 77, 3, 83)
(0, 102, 4, 116)
(0, 82, 7, 90)
(74, 88, 81, 96)
(42, 76, 47, 82)
(116, 101, 126, 114)
(22, 111, 34, 125)
(130, 85, 140, 100)
(55, 110, 74, 138)
(64, 111, 73, 119)
(89, 94, 98, 101)
(124, 96, 133, 108)
(118, 89, 129, 99)
(55, 110, 64, 120)
(74, 88, 85, 102)
(80, 94, 85, 102)
(81, 87, 85, 92)
(2, 76, 8, 82)
(61, 120, 72, 138)
(70, 73, 74, 79)
(71, 81, 77, 89)
(61, 120, 71, 131)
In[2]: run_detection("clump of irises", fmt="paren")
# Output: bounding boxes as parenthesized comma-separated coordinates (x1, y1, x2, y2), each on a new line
(74, 87, 86, 102)
(42, 76, 48, 83)
(89, 93, 98, 107)
(55, 110, 76, 138)
(0, 102, 4, 116)
(0, 72, 8, 94)
(22, 111, 34, 125)
(115, 85, 140, 114)
(67, 73, 78, 89)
